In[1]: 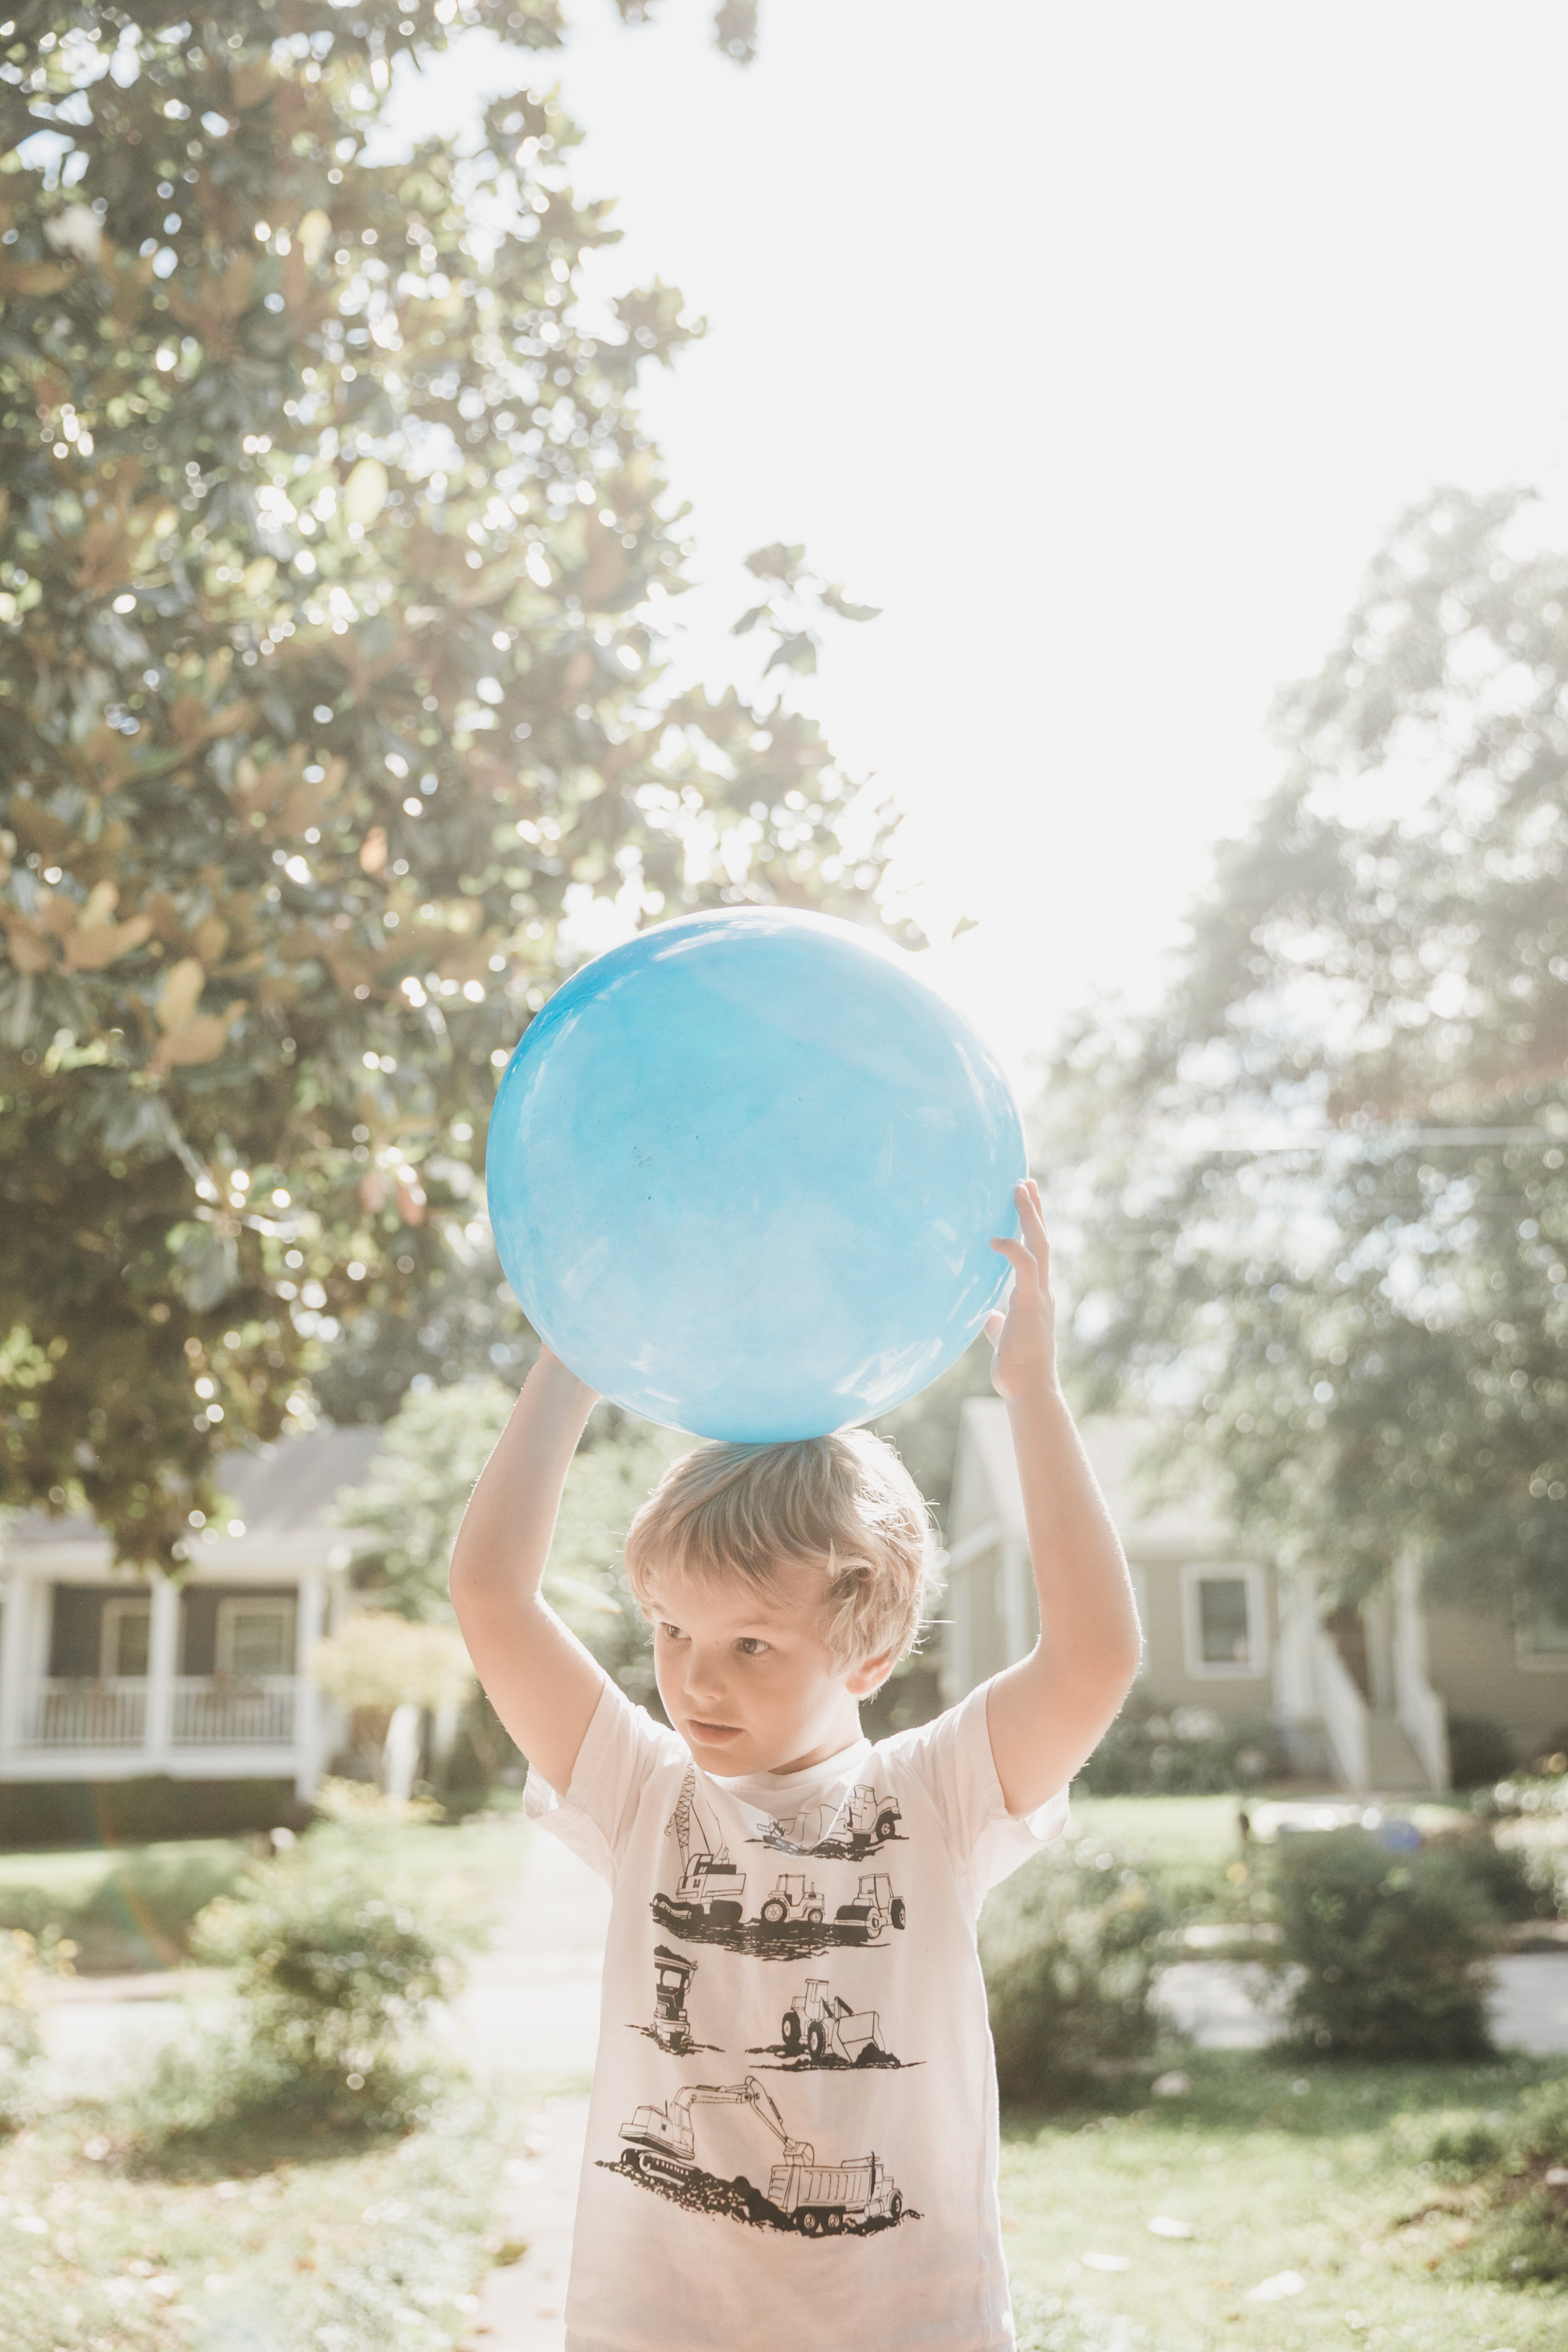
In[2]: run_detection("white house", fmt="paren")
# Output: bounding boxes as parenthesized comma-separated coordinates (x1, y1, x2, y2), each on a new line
(944, 1401, 1568, 1793)
(0, 1428, 382, 1804)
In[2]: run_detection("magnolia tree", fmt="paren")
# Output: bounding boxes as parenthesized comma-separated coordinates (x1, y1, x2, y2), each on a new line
(0, 1, 901, 1565)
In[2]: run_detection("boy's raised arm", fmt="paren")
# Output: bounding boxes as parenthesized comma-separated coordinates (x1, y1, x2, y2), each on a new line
(448, 1348, 608, 1794)
(982, 1180, 1144, 1815)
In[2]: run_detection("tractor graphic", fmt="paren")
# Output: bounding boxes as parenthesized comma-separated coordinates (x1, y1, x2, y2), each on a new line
(617, 2073, 904, 2234)
(780, 1979, 887, 2065)
(655, 1774, 746, 1927)
(834, 1872, 906, 1939)
(757, 1872, 825, 1926)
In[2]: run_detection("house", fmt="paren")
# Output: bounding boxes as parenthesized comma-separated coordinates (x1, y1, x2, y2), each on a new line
(0, 1428, 383, 1810)
(943, 1400, 1568, 1793)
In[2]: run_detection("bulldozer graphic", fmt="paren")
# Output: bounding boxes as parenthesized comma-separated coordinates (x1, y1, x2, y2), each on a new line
(758, 1784, 904, 1860)
(612, 2072, 908, 2235)
(777, 1978, 898, 2068)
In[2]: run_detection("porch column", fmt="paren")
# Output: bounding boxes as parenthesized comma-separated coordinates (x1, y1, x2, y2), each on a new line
(144, 1572, 179, 1758)
(294, 1569, 326, 1801)
(0, 1569, 31, 1754)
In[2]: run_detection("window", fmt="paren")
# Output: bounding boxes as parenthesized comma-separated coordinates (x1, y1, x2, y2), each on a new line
(100, 1598, 151, 1679)
(1515, 1598, 1568, 1671)
(215, 1597, 296, 1680)
(1180, 1563, 1268, 1677)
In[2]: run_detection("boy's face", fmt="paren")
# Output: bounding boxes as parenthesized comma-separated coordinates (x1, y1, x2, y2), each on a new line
(645, 1562, 887, 1779)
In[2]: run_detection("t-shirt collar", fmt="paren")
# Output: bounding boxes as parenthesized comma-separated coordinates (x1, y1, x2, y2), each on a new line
(706, 1734, 872, 1808)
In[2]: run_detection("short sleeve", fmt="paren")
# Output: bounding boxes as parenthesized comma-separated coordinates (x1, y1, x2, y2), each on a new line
(883, 1680, 1069, 1907)
(524, 1677, 685, 1885)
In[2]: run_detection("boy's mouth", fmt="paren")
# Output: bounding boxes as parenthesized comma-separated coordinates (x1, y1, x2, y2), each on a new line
(687, 1717, 743, 1744)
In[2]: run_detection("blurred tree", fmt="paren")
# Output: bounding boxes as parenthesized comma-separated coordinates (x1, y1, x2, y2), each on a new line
(0, 2, 904, 1566)
(332, 1373, 684, 1702)
(1049, 488, 1568, 1625)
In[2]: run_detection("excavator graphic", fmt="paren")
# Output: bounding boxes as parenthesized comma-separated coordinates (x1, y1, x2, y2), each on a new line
(618, 2074, 904, 2235)
(654, 1773, 746, 1929)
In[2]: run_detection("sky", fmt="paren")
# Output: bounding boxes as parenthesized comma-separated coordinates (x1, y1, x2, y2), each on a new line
(395, 1, 1568, 1096)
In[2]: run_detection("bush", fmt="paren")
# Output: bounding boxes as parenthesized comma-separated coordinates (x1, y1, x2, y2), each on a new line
(0, 1776, 304, 1847)
(0, 1928, 72, 2131)
(1074, 1697, 1277, 1796)
(1446, 1714, 1517, 1788)
(135, 1836, 485, 2146)
(1262, 1828, 1496, 2060)
(980, 1839, 1170, 2101)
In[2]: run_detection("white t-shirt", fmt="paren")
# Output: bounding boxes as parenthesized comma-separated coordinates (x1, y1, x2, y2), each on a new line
(526, 1676, 1067, 2352)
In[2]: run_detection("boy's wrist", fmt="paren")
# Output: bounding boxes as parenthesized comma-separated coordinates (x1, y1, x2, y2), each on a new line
(532, 1347, 600, 1404)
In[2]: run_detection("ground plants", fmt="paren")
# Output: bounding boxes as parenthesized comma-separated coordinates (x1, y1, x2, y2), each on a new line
(999, 2050, 1568, 2352)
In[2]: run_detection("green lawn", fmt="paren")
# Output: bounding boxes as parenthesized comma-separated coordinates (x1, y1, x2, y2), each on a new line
(0, 1811, 528, 1973)
(1003, 2050, 1567, 2351)
(0, 1840, 248, 1972)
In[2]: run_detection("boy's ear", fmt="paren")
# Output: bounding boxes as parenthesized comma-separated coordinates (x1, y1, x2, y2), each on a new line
(845, 1650, 895, 1700)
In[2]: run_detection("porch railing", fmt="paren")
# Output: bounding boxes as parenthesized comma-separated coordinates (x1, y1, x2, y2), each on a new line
(171, 1677, 297, 1746)
(24, 1680, 147, 1747)
(21, 1677, 299, 1749)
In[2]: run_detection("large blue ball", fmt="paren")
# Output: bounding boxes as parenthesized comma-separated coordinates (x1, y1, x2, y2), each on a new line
(486, 906, 1025, 1441)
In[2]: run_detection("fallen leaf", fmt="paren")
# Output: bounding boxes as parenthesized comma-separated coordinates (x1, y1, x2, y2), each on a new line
(1246, 2271, 1305, 2302)
(1081, 2252, 1130, 2272)
(1147, 2215, 1197, 2239)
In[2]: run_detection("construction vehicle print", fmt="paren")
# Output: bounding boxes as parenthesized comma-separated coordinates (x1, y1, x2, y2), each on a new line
(645, 1943, 702, 2054)
(758, 1784, 904, 1860)
(610, 2073, 908, 2235)
(834, 1872, 907, 1940)
(652, 1773, 746, 1931)
(756, 1872, 825, 1926)
(778, 1979, 897, 2067)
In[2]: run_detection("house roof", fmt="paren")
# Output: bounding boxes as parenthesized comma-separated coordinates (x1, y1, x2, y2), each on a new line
(948, 1398, 1237, 1561)
(1, 1426, 386, 1581)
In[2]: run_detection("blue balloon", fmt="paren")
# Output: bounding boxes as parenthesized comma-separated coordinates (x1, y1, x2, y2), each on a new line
(486, 906, 1025, 1441)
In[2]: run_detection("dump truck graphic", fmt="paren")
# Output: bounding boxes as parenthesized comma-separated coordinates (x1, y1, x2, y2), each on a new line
(615, 2073, 906, 2235)
(780, 1979, 887, 2065)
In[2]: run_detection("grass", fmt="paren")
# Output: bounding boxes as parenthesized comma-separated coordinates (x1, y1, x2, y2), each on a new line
(0, 1809, 528, 1974)
(1069, 1794, 1248, 1878)
(0, 2083, 517, 2352)
(0, 1841, 250, 1973)
(1002, 2048, 1568, 2351)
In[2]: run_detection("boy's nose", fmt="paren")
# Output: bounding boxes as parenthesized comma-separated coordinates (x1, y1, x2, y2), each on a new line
(683, 1651, 729, 1706)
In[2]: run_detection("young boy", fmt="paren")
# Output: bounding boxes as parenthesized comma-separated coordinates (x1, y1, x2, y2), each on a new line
(450, 1180, 1141, 2351)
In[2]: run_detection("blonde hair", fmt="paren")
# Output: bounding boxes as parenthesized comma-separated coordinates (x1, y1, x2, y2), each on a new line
(623, 1430, 936, 1670)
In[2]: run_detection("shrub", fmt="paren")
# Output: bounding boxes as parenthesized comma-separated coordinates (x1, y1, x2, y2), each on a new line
(1446, 1714, 1517, 1788)
(137, 1837, 484, 2146)
(980, 1839, 1170, 2101)
(1262, 1828, 1496, 2060)
(0, 1776, 303, 1847)
(1074, 1697, 1277, 1796)
(0, 1928, 72, 2131)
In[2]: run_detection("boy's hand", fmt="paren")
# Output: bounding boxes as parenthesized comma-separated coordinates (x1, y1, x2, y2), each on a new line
(985, 1177, 1059, 1401)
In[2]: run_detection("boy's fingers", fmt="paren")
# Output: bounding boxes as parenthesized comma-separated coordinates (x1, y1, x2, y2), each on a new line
(1015, 1179, 1051, 1254)
(983, 1310, 1005, 1345)
(989, 1236, 1037, 1288)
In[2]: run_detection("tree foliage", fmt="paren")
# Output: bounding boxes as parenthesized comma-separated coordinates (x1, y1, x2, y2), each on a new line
(0, 1, 902, 1565)
(1051, 487, 1568, 1619)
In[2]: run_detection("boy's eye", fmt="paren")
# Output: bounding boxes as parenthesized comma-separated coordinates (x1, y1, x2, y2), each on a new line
(659, 1622, 685, 1641)
(737, 1637, 770, 1657)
